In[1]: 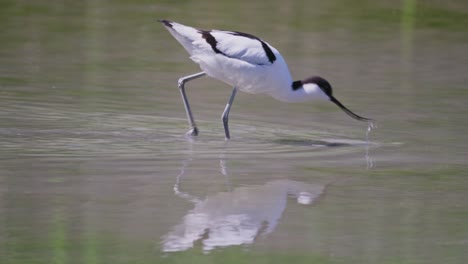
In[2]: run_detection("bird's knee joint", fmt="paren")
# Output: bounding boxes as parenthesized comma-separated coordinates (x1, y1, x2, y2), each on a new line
(178, 78, 185, 88)
(222, 115, 229, 123)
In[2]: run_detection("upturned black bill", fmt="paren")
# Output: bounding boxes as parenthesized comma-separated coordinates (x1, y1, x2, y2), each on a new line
(330, 96, 372, 122)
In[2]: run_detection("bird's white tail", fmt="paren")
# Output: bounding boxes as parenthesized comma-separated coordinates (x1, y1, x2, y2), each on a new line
(159, 19, 200, 55)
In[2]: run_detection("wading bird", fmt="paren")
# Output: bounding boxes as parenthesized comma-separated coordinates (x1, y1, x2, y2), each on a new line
(159, 20, 372, 139)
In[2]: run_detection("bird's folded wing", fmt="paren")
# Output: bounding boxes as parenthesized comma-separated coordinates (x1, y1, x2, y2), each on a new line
(194, 30, 276, 66)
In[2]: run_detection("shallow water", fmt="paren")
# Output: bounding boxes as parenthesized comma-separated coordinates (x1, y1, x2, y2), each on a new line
(1, 1, 468, 263)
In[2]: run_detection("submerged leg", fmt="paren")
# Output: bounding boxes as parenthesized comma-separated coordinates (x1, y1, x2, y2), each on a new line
(221, 87, 238, 140)
(178, 72, 206, 136)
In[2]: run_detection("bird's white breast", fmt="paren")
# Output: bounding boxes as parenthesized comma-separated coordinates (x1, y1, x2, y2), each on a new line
(191, 49, 292, 96)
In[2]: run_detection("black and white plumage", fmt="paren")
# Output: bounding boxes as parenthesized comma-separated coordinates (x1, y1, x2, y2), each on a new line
(159, 20, 371, 139)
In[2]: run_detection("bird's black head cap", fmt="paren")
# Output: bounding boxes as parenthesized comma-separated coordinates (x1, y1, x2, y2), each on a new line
(303, 76, 373, 122)
(303, 76, 333, 97)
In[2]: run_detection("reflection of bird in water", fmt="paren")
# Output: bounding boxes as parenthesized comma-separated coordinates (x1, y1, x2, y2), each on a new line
(162, 179, 324, 252)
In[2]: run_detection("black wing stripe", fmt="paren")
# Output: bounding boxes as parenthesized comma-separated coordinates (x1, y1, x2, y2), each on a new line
(260, 41, 276, 63)
(200, 30, 224, 55)
(158, 19, 173, 28)
(199, 30, 277, 65)
(230, 31, 276, 63)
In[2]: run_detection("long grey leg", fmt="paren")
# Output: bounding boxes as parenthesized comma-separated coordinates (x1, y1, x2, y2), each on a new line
(221, 87, 238, 140)
(178, 72, 206, 136)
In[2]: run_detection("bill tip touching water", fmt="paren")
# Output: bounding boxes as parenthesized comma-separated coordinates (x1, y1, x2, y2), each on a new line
(158, 19, 373, 139)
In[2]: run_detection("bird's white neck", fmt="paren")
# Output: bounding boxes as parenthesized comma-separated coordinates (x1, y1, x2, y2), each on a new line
(271, 82, 330, 103)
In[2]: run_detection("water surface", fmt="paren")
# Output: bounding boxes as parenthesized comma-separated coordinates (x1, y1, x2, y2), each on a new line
(1, 1, 468, 263)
